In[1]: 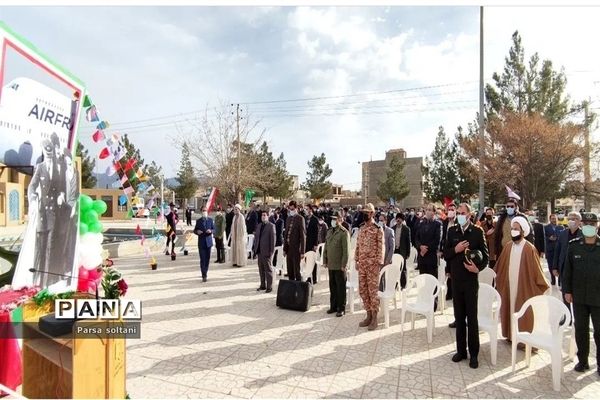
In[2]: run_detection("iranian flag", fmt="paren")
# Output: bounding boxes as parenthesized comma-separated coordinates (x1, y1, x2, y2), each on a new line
(206, 187, 219, 213)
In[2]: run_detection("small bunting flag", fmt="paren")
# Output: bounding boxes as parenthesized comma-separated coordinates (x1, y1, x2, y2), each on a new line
(99, 147, 110, 160)
(97, 121, 110, 130)
(83, 95, 92, 108)
(86, 105, 99, 122)
(123, 186, 134, 195)
(92, 130, 105, 143)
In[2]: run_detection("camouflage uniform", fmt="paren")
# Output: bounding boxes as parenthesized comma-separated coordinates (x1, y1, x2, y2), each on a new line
(355, 222, 384, 312)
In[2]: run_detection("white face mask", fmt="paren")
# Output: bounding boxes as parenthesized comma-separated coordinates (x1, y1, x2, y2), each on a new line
(447, 210, 456, 219)
(202, 211, 208, 218)
(331, 220, 338, 228)
(289, 210, 297, 216)
(511, 229, 522, 238)
(557, 214, 565, 219)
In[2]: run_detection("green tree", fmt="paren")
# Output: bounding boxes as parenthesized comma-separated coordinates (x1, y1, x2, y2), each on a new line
(76, 142, 97, 189)
(458, 31, 586, 208)
(145, 160, 163, 194)
(377, 156, 410, 204)
(272, 153, 295, 201)
(120, 134, 145, 170)
(423, 126, 460, 203)
(302, 153, 333, 201)
(485, 31, 575, 123)
(255, 141, 294, 202)
(174, 143, 199, 206)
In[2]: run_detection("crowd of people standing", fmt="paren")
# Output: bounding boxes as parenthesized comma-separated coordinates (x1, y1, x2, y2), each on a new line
(186, 192, 600, 375)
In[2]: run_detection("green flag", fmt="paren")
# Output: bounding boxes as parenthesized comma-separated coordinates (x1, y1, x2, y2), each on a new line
(83, 95, 92, 108)
(244, 189, 255, 208)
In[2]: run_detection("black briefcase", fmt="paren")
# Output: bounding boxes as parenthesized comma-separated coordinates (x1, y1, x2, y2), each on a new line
(276, 279, 313, 312)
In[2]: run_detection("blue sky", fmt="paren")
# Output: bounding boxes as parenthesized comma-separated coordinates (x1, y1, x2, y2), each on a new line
(1, 6, 599, 190)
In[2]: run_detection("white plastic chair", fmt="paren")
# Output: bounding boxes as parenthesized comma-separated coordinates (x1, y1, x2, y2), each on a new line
(478, 283, 502, 365)
(478, 267, 496, 287)
(437, 258, 448, 314)
(346, 258, 359, 314)
(315, 243, 326, 282)
(378, 255, 404, 328)
(300, 251, 317, 283)
(271, 246, 284, 280)
(406, 246, 418, 282)
(246, 234, 254, 260)
(224, 234, 231, 262)
(401, 274, 439, 343)
(511, 295, 571, 392)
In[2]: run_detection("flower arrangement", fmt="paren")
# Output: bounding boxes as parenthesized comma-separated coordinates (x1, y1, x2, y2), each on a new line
(0, 286, 39, 313)
(101, 259, 128, 299)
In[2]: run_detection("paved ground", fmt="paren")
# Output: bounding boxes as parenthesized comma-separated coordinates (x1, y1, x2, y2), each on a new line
(119, 250, 600, 399)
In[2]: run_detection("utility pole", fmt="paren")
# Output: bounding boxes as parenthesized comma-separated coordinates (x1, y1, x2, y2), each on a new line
(584, 98, 591, 211)
(478, 6, 485, 216)
(232, 103, 242, 203)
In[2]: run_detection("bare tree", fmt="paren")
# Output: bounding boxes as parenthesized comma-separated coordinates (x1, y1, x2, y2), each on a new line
(176, 102, 265, 204)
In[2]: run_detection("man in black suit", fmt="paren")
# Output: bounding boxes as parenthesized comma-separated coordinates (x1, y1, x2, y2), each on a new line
(444, 203, 489, 369)
(415, 204, 442, 277)
(253, 210, 276, 292)
(526, 210, 545, 257)
(246, 202, 259, 238)
(185, 207, 193, 226)
(29, 138, 62, 288)
(225, 204, 234, 244)
(393, 213, 411, 289)
(305, 204, 320, 284)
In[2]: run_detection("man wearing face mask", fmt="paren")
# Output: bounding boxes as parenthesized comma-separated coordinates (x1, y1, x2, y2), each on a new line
(563, 212, 600, 375)
(526, 210, 545, 257)
(444, 203, 489, 369)
(544, 213, 563, 285)
(480, 207, 497, 270)
(394, 213, 411, 289)
(253, 210, 276, 292)
(193, 206, 215, 282)
(324, 211, 350, 317)
(494, 193, 534, 260)
(230, 204, 248, 267)
(552, 211, 583, 287)
(284, 201, 306, 281)
(495, 216, 550, 343)
(556, 210, 569, 228)
(415, 204, 442, 278)
(355, 203, 384, 330)
(352, 204, 365, 230)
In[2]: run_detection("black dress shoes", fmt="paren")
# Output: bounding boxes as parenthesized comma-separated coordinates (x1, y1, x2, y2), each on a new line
(469, 358, 479, 369)
(452, 353, 467, 363)
(574, 362, 590, 372)
(265, 288, 272, 293)
(336, 311, 345, 317)
(257, 287, 266, 291)
(449, 321, 457, 328)
(326, 309, 336, 314)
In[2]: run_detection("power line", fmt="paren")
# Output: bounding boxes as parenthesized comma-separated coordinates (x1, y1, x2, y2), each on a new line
(81, 81, 481, 130)
(239, 81, 478, 105)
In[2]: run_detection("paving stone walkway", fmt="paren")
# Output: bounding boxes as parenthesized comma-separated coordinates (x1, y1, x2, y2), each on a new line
(118, 250, 600, 399)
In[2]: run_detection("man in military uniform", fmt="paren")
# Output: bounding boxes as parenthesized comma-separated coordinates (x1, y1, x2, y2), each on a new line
(323, 211, 350, 317)
(355, 203, 384, 330)
(443, 203, 489, 369)
(563, 212, 600, 374)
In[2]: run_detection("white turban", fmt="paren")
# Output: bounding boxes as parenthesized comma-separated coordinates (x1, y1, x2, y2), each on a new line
(234, 204, 242, 210)
(511, 216, 530, 237)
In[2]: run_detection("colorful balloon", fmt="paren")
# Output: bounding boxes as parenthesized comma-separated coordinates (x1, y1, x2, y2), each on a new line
(92, 199, 108, 215)
(84, 210, 99, 225)
(79, 194, 94, 212)
(79, 222, 89, 235)
(88, 221, 103, 234)
(77, 266, 91, 292)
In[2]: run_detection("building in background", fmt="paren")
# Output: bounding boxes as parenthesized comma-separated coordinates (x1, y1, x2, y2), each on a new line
(361, 148, 424, 208)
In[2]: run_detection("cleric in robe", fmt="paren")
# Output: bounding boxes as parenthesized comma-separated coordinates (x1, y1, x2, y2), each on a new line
(230, 204, 248, 267)
(495, 216, 550, 340)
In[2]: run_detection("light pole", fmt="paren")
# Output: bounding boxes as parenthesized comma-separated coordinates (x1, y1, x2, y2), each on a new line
(160, 173, 164, 210)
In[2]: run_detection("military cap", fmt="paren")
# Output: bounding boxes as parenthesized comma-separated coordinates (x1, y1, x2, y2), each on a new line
(581, 212, 598, 223)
